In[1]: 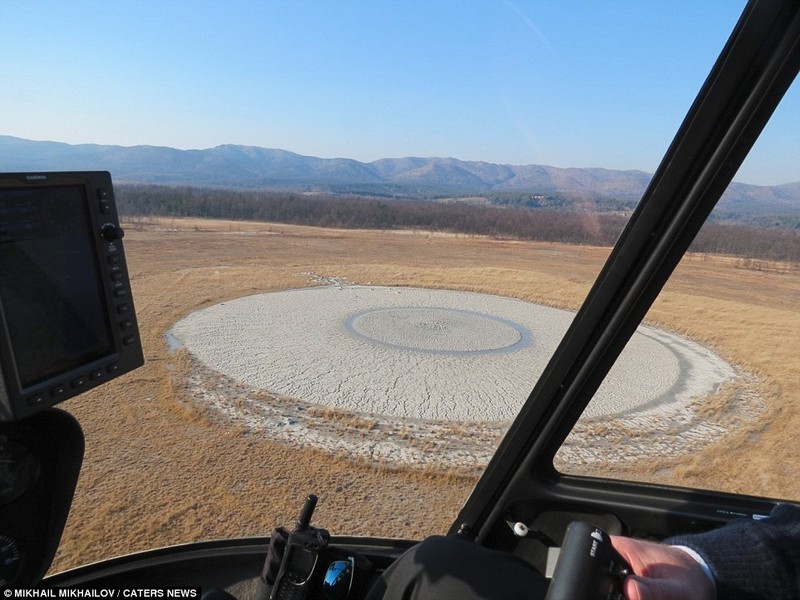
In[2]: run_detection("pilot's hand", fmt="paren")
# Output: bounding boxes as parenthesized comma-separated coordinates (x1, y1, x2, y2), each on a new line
(610, 536, 715, 600)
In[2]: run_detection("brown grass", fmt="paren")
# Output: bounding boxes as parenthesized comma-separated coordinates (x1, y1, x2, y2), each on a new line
(50, 217, 799, 574)
(305, 406, 380, 431)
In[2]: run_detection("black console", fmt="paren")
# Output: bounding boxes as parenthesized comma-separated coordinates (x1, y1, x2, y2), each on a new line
(0, 171, 143, 422)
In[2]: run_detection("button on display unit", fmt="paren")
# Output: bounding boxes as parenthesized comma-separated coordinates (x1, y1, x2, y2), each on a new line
(0, 171, 144, 421)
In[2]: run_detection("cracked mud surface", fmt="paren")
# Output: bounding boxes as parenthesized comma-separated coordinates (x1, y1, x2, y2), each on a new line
(170, 285, 750, 470)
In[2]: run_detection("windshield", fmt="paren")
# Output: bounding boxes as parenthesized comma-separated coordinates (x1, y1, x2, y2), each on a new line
(556, 78, 800, 499)
(7, 0, 797, 575)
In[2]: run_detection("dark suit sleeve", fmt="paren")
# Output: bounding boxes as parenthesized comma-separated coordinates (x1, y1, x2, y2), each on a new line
(666, 503, 800, 600)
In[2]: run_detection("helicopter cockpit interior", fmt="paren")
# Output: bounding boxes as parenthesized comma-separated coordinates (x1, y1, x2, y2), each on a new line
(1, 0, 799, 597)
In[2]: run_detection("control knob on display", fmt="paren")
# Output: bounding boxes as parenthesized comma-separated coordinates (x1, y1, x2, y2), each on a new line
(101, 223, 125, 242)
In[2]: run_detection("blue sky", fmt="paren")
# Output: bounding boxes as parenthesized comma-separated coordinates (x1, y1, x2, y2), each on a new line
(2, 1, 798, 185)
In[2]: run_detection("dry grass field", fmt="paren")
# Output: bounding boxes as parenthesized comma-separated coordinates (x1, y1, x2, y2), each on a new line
(50, 217, 800, 574)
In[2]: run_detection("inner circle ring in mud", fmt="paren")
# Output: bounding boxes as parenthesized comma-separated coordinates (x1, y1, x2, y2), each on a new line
(345, 307, 531, 354)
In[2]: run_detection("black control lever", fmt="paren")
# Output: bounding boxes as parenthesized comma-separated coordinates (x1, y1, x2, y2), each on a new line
(544, 521, 631, 600)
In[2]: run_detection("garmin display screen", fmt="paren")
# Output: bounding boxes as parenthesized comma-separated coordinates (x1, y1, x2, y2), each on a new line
(0, 184, 114, 388)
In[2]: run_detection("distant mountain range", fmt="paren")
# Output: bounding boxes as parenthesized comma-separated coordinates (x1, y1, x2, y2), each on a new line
(2, 135, 798, 218)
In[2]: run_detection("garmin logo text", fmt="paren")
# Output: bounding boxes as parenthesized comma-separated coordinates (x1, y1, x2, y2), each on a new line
(26, 175, 47, 181)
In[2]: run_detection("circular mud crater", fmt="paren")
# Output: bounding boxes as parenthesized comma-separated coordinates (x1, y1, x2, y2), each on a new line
(170, 286, 736, 422)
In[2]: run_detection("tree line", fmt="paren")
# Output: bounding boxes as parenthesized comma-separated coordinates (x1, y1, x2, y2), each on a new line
(116, 184, 799, 264)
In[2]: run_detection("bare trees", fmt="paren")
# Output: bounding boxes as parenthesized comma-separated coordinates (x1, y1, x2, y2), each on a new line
(116, 184, 799, 265)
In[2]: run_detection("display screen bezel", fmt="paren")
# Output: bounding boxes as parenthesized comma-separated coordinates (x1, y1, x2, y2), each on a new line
(0, 181, 116, 390)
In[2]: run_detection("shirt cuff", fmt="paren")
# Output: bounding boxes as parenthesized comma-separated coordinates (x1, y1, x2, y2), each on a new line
(671, 545, 716, 588)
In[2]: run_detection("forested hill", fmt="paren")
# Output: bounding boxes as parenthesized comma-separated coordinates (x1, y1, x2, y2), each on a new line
(2, 135, 799, 225)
